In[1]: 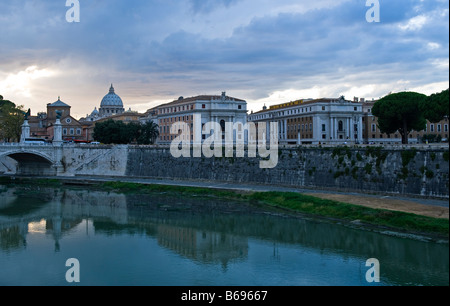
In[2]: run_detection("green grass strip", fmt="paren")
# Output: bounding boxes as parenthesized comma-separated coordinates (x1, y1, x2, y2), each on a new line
(1, 178, 448, 238)
(101, 181, 449, 237)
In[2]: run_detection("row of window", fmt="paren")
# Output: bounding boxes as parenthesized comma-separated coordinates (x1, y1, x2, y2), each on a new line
(288, 134, 313, 140)
(160, 115, 194, 124)
(102, 109, 123, 114)
(160, 123, 194, 134)
(371, 124, 449, 133)
(287, 116, 313, 123)
(160, 104, 195, 114)
(287, 123, 313, 132)
(63, 128, 82, 135)
(251, 106, 359, 121)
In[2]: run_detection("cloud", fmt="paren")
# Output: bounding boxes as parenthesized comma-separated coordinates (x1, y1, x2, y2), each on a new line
(189, 0, 241, 14)
(0, 0, 448, 117)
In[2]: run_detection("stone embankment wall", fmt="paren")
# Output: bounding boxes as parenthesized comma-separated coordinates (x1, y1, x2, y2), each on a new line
(125, 146, 449, 198)
(61, 145, 129, 177)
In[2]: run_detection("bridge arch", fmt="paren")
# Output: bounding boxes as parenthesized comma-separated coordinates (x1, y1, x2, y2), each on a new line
(1, 150, 56, 176)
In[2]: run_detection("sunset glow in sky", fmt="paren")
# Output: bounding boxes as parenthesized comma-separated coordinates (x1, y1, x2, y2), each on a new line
(0, 0, 448, 118)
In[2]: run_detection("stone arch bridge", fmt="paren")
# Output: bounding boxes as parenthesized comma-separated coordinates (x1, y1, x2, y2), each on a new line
(0, 143, 128, 176)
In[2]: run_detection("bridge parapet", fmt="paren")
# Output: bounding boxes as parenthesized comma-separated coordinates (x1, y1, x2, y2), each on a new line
(0, 143, 63, 175)
(0, 143, 128, 177)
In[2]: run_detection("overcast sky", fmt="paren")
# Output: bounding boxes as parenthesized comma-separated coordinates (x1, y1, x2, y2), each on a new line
(0, 0, 448, 118)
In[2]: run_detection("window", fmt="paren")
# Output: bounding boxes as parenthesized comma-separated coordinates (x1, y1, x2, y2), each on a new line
(70, 128, 74, 135)
(430, 124, 435, 132)
(63, 128, 67, 135)
(76, 128, 81, 135)
(354, 107, 357, 111)
(238, 105, 242, 110)
(339, 121, 344, 132)
(371, 124, 376, 132)
(445, 124, 448, 132)
(322, 124, 326, 132)
(322, 106, 325, 111)
(202, 104, 206, 109)
(438, 124, 441, 132)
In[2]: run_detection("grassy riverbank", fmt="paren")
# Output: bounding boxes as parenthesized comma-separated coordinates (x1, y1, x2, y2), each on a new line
(1, 177, 448, 239)
(99, 181, 449, 239)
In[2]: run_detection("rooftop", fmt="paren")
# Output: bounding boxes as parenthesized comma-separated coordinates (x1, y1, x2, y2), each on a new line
(48, 97, 71, 108)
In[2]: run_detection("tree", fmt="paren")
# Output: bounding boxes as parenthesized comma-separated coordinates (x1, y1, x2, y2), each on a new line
(94, 119, 126, 144)
(0, 96, 25, 142)
(138, 121, 159, 145)
(372, 92, 427, 144)
(93, 119, 159, 145)
(0, 95, 15, 109)
(421, 88, 449, 123)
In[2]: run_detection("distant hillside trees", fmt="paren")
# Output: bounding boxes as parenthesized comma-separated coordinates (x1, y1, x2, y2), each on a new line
(93, 119, 159, 145)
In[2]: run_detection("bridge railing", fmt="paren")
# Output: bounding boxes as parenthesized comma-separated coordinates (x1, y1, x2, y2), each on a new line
(0, 142, 53, 147)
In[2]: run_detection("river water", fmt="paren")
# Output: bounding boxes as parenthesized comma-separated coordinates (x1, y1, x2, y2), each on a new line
(0, 183, 448, 286)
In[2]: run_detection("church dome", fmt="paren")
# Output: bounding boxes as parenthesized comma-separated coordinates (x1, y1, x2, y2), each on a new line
(100, 84, 123, 107)
(90, 107, 99, 116)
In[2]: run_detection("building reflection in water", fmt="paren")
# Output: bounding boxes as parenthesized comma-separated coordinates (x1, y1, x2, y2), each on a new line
(0, 186, 249, 267)
(0, 184, 448, 286)
(157, 224, 248, 269)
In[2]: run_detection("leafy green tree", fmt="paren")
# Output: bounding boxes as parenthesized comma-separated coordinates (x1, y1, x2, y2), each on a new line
(0, 96, 25, 142)
(138, 121, 159, 145)
(421, 88, 449, 123)
(93, 119, 159, 145)
(372, 92, 427, 144)
(0, 95, 15, 109)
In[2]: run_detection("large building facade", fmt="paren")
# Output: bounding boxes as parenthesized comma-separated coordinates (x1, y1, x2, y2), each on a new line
(143, 92, 248, 145)
(28, 97, 90, 142)
(248, 96, 364, 145)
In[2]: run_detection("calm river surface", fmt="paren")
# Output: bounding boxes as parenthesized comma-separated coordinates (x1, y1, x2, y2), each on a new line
(0, 183, 448, 286)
